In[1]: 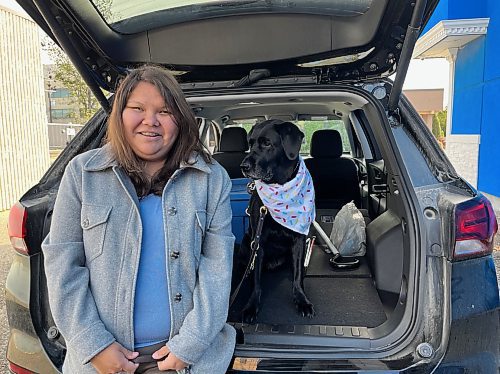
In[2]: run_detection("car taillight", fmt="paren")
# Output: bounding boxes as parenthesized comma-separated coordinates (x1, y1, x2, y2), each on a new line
(8, 362, 35, 374)
(453, 194, 498, 260)
(8, 202, 29, 255)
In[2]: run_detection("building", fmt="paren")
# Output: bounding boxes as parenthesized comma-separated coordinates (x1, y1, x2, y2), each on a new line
(44, 64, 83, 149)
(43, 64, 78, 123)
(403, 88, 444, 131)
(0, 5, 50, 211)
(414, 0, 499, 196)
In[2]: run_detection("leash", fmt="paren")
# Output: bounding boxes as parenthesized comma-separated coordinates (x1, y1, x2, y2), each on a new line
(229, 182, 268, 308)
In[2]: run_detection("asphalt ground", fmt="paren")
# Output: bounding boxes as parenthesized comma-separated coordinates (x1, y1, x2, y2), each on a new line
(1, 210, 13, 373)
(0, 209, 498, 373)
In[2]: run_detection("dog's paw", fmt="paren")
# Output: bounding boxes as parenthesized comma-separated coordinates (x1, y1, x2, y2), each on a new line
(242, 303, 259, 324)
(296, 301, 315, 318)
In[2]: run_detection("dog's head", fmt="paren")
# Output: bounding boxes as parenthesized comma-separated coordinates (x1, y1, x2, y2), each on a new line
(240, 119, 304, 184)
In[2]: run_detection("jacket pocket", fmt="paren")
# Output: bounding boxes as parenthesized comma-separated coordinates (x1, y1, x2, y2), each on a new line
(194, 210, 206, 266)
(81, 203, 112, 262)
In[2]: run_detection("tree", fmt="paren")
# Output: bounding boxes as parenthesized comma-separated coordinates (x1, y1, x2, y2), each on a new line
(41, 0, 112, 124)
(43, 37, 101, 124)
(432, 110, 447, 148)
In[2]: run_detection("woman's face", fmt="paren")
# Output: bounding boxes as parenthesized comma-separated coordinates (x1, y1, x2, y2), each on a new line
(122, 81, 179, 175)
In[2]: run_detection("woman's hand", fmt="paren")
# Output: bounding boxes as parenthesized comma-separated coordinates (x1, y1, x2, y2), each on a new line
(153, 345, 188, 371)
(90, 342, 139, 373)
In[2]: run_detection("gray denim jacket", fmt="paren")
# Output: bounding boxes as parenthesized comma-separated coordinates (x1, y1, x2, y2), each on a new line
(42, 144, 236, 373)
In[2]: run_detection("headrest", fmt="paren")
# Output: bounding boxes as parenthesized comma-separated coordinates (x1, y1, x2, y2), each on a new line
(219, 127, 249, 152)
(310, 129, 343, 158)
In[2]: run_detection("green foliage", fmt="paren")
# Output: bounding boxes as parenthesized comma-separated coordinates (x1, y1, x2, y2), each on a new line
(44, 37, 101, 124)
(432, 110, 447, 140)
(229, 119, 350, 155)
(297, 120, 350, 154)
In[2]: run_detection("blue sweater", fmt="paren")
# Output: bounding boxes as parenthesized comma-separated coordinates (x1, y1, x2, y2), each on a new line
(134, 194, 171, 348)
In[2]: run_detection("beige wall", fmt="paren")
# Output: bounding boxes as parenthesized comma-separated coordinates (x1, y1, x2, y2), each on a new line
(0, 7, 50, 211)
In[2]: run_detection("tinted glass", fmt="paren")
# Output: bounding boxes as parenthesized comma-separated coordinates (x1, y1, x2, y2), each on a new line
(224, 119, 350, 155)
(92, 0, 372, 33)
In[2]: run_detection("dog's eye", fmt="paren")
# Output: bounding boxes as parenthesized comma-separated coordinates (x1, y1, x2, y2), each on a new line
(262, 139, 272, 148)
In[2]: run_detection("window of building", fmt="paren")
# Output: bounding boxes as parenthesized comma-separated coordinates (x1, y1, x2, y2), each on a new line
(50, 89, 70, 98)
(51, 109, 73, 119)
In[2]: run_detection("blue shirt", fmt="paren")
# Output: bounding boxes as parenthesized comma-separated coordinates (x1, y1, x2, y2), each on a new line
(134, 194, 171, 348)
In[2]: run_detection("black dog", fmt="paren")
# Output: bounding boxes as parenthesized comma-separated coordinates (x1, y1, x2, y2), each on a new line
(237, 119, 315, 323)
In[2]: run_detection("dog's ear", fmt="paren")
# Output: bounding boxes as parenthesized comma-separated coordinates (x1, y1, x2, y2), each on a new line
(276, 121, 304, 160)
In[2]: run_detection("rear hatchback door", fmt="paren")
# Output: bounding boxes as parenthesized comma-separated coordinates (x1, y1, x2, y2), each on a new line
(17, 0, 438, 96)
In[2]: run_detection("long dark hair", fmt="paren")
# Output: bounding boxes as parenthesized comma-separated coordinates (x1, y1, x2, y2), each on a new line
(106, 65, 210, 197)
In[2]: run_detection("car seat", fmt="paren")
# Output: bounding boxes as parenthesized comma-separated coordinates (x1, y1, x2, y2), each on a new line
(212, 127, 249, 179)
(304, 129, 361, 209)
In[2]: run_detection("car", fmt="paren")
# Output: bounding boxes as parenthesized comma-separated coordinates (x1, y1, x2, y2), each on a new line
(6, 0, 499, 373)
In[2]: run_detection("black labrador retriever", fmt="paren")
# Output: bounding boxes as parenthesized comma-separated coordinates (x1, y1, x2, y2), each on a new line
(236, 119, 315, 323)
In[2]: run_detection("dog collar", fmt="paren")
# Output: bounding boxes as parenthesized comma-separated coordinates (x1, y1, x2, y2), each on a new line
(255, 157, 315, 235)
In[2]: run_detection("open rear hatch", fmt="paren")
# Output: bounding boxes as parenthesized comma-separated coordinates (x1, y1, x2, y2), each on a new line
(18, 0, 437, 110)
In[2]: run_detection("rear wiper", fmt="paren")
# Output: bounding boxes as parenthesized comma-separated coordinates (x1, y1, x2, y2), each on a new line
(229, 69, 271, 88)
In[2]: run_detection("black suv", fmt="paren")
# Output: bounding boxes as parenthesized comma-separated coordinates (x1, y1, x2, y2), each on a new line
(6, 0, 499, 373)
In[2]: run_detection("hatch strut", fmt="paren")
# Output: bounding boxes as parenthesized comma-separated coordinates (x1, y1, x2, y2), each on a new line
(387, 0, 428, 115)
(33, 0, 110, 112)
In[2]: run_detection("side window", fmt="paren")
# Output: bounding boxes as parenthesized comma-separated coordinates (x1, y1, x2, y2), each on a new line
(198, 118, 219, 154)
(296, 120, 351, 155)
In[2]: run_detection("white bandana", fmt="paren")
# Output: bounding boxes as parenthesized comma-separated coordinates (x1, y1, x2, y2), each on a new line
(255, 157, 315, 235)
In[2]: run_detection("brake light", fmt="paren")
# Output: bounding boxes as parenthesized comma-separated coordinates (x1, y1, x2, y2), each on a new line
(8, 362, 35, 374)
(8, 202, 29, 255)
(453, 195, 498, 260)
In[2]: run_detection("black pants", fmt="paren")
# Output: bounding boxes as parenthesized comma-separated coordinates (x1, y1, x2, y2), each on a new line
(134, 342, 188, 374)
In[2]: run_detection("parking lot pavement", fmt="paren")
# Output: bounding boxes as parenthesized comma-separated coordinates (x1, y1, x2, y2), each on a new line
(1, 210, 12, 373)
(0, 244, 13, 373)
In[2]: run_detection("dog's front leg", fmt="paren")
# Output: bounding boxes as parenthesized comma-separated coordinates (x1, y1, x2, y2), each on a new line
(242, 250, 264, 324)
(292, 239, 315, 317)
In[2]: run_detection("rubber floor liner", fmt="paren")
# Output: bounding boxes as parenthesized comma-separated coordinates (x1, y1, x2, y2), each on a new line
(229, 247, 387, 327)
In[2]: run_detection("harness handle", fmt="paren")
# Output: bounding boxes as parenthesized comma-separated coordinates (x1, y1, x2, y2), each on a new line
(229, 190, 267, 308)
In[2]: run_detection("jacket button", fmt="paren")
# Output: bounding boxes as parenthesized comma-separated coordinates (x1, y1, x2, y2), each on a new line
(174, 293, 182, 302)
(82, 218, 89, 228)
(171, 251, 180, 259)
(167, 207, 177, 216)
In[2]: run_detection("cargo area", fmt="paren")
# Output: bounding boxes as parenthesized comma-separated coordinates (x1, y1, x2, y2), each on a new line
(227, 178, 401, 330)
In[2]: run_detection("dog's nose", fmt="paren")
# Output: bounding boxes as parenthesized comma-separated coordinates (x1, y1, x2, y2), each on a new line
(240, 160, 251, 172)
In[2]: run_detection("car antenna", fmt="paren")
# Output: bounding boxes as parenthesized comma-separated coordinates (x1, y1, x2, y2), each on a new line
(387, 0, 428, 116)
(228, 69, 271, 88)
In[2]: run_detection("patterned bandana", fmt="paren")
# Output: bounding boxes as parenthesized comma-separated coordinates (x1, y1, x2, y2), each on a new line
(255, 157, 315, 235)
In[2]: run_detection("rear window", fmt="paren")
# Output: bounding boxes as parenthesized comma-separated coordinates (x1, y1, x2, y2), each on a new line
(92, 0, 373, 33)
(297, 119, 350, 155)
(225, 118, 351, 155)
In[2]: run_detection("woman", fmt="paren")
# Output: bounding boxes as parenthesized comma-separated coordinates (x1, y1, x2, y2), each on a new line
(42, 65, 236, 373)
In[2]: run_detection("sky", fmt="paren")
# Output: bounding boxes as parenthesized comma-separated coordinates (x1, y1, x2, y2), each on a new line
(1, 0, 450, 104)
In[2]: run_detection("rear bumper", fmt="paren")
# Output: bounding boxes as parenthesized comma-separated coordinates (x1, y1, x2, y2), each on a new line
(6, 329, 59, 374)
(435, 308, 499, 373)
(5, 253, 59, 374)
(5, 249, 498, 373)
(435, 255, 500, 372)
